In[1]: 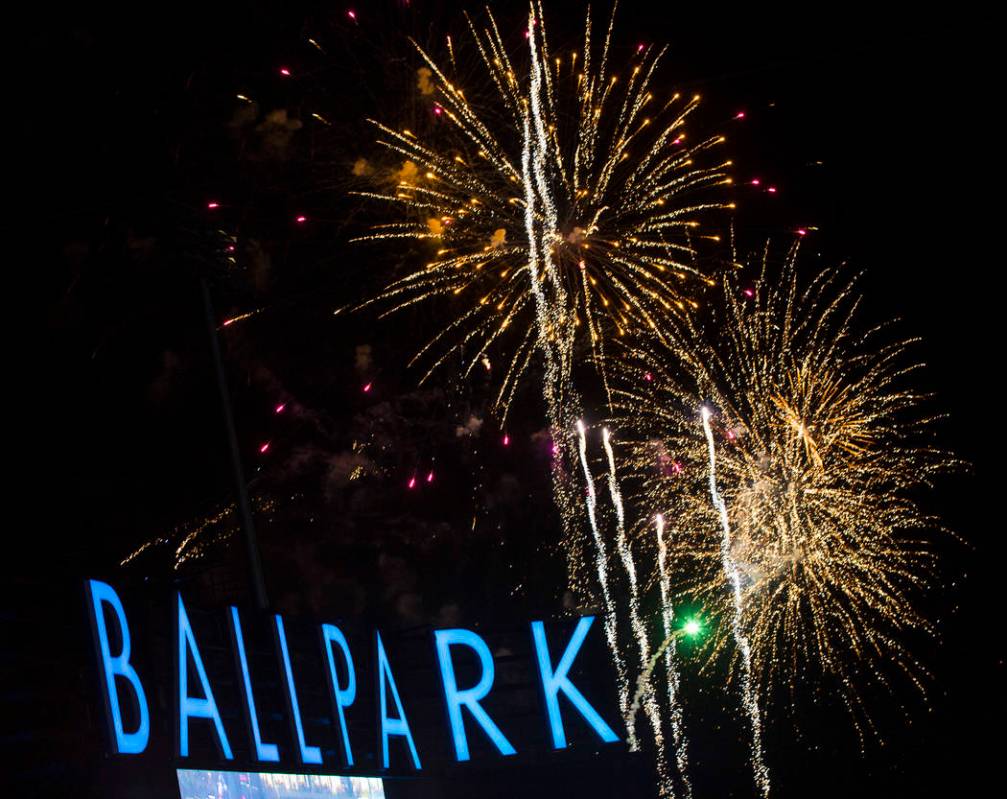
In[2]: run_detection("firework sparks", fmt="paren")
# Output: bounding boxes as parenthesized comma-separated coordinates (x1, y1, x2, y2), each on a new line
(219, 308, 265, 329)
(701, 405, 770, 797)
(599, 425, 675, 796)
(353, 2, 730, 420)
(120, 496, 278, 571)
(613, 244, 956, 745)
(602, 428, 670, 785)
(575, 420, 631, 734)
(655, 514, 693, 799)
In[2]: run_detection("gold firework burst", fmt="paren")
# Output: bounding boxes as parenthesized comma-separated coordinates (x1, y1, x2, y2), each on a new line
(352, 2, 731, 419)
(613, 244, 956, 734)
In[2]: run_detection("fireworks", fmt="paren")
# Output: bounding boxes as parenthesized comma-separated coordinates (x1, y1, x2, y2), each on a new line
(340, 2, 957, 789)
(121, 496, 278, 571)
(613, 244, 955, 739)
(352, 2, 730, 419)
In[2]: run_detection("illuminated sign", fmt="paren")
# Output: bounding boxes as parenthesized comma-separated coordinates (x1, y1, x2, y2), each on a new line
(84, 579, 623, 774)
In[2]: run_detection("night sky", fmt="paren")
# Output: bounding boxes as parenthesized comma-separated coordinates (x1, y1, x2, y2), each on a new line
(12, 2, 1003, 797)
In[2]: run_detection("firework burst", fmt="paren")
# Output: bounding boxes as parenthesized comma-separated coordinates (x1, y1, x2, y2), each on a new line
(352, 1, 730, 420)
(613, 244, 956, 739)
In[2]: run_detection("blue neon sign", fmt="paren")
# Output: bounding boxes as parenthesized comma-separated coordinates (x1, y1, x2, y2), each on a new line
(532, 616, 620, 748)
(434, 628, 516, 761)
(275, 614, 324, 765)
(321, 623, 357, 767)
(84, 581, 622, 772)
(177, 592, 233, 759)
(230, 606, 281, 762)
(85, 579, 150, 755)
(375, 631, 422, 770)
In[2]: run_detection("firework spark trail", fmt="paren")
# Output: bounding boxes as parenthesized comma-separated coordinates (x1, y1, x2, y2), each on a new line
(602, 428, 674, 796)
(626, 619, 692, 797)
(522, 5, 589, 599)
(656, 514, 693, 799)
(701, 406, 771, 798)
(576, 420, 632, 740)
(602, 431, 661, 746)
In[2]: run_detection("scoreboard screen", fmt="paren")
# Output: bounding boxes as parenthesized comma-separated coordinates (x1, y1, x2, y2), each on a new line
(176, 769, 385, 799)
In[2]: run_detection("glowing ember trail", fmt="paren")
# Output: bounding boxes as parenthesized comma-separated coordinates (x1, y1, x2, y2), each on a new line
(355, 0, 729, 609)
(575, 420, 632, 738)
(602, 428, 672, 795)
(701, 406, 770, 798)
(655, 514, 693, 799)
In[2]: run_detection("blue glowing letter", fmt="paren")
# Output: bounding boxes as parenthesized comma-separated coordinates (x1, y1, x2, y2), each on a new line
(321, 623, 357, 767)
(229, 607, 279, 762)
(375, 631, 421, 769)
(531, 616, 619, 749)
(86, 579, 150, 754)
(274, 615, 323, 764)
(177, 593, 233, 759)
(434, 628, 516, 761)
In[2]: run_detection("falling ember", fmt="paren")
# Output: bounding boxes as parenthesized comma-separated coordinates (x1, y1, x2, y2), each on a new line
(362, 382, 372, 393)
(767, 186, 777, 193)
(346, 9, 357, 21)
(295, 215, 307, 224)
(637, 43, 646, 53)
(426, 470, 435, 483)
(407, 475, 417, 489)
(796, 228, 807, 236)
(644, 371, 654, 382)
(259, 442, 271, 454)
(734, 110, 746, 119)
(750, 178, 761, 186)
(743, 288, 755, 298)
(206, 201, 220, 210)
(274, 403, 286, 414)
(279, 67, 291, 77)
(502, 434, 510, 446)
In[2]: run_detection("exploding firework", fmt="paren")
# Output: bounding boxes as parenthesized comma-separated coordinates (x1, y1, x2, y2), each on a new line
(352, 2, 731, 419)
(613, 244, 956, 744)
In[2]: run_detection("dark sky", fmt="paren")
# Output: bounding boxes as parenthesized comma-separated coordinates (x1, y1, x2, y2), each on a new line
(13, 1, 1003, 797)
